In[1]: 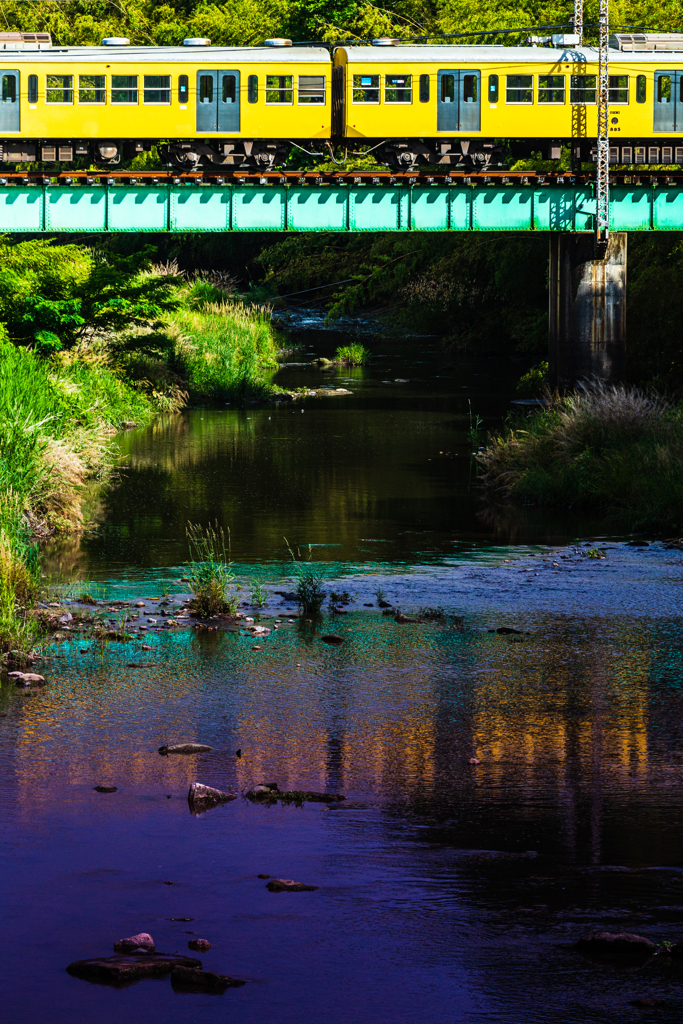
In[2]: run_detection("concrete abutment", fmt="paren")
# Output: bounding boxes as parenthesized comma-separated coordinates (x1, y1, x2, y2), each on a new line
(548, 232, 627, 386)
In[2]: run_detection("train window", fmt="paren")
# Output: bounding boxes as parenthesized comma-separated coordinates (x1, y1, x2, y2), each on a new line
(248, 75, 258, 103)
(79, 75, 105, 104)
(462, 74, 477, 103)
(569, 74, 596, 103)
(636, 74, 646, 103)
(488, 74, 499, 103)
(419, 74, 429, 102)
(111, 75, 138, 104)
(1, 74, 15, 103)
(385, 74, 412, 103)
(198, 75, 213, 104)
(266, 75, 293, 103)
(441, 74, 455, 103)
(222, 74, 237, 103)
(46, 74, 73, 104)
(539, 75, 565, 103)
(144, 75, 171, 104)
(658, 75, 671, 103)
(178, 75, 189, 104)
(28, 74, 38, 103)
(298, 75, 325, 104)
(352, 74, 379, 103)
(506, 75, 532, 103)
(609, 75, 629, 104)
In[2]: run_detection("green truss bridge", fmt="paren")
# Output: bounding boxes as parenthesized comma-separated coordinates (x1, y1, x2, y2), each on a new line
(0, 169, 680, 233)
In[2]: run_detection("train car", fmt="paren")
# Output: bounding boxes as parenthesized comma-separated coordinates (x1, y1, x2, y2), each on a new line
(2, 32, 683, 170)
(0, 33, 331, 168)
(333, 36, 683, 169)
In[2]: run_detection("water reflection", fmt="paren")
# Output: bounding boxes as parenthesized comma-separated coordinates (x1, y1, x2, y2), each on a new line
(42, 334, 608, 580)
(3, 611, 683, 1021)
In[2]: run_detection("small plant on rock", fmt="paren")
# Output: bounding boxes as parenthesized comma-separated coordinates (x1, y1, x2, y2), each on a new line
(186, 521, 239, 616)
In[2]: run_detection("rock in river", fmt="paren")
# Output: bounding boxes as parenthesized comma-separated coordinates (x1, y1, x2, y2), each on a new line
(188, 939, 212, 952)
(67, 953, 199, 984)
(266, 878, 319, 892)
(171, 965, 245, 991)
(94, 785, 117, 793)
(158, 743, 212, 755)
(321, 634, 345, 645)
(114, 932, 155, 953)
(8, 671, 45, 686)
(187, 782, 236, 815)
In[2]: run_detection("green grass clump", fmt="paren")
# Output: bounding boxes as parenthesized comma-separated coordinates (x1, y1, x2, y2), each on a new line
(478, 380, 683, 530)
(186, 521, 240, 617)
(169, 298, 279, 402)
(285, 540, 327, 615)
(335, 344, 370, 366)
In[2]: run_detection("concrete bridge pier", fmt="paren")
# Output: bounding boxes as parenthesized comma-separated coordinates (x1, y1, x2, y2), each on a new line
(548, 232, 627, 387)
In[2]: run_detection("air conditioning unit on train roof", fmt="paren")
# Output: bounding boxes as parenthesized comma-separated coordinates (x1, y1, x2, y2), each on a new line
(611, 33, 683, 51)
(0, 32, 51, 50)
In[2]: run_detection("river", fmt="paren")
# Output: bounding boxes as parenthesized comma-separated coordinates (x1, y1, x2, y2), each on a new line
(2, 320, 683, 1022)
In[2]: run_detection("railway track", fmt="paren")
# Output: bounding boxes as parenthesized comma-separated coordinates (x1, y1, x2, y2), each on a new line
(0, 169, 681, 187)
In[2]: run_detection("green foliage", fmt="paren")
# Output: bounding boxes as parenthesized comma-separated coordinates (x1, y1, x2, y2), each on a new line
(335, 344, 369, 365)
(516, 361, 548, 397)
(285, 539, 327, 615)
(168, 298, 278, 401)
(586, 547, 607, 558)
(478, 381, 683, 530)
(250, 579, 269, 607)
(186, 521, 240, 616)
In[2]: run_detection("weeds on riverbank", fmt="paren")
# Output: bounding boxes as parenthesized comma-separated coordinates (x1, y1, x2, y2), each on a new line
(478, 381, 683, 529)
(186, 522, 239, 616)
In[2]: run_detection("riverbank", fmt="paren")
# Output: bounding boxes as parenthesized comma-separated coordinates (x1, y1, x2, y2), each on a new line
(0, 245, 285, 662)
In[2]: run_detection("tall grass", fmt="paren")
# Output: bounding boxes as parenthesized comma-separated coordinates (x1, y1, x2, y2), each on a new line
(335, 343, 370, 366)
(168, 285, 279, 401)
(186, 521, 240, 616)
(0, 338, 159, 659)
(478, 380, 683, 529)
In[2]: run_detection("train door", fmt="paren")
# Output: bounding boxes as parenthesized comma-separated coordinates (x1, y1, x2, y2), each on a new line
(437, 70, 480, 132)
(196, 70, 240, 132)
(0, 71, 19, 132)
(654, 70, 683, 132)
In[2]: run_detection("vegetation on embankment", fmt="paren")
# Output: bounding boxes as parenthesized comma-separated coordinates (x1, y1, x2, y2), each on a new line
(478, 381, 683, 530)
(0, 241, 280, 661)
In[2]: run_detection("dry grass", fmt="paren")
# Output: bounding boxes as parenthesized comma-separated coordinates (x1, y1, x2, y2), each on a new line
(478, 380, 683, 529)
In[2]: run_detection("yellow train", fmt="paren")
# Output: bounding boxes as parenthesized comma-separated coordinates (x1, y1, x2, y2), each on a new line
(0, 31, 682, 170)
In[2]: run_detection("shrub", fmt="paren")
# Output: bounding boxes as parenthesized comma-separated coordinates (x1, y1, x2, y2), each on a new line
(285, 540, 327, 615)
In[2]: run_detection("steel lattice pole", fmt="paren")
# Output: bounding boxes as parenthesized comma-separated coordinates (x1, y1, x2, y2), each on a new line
(573, 0, 584, 44)
(596, 0, 610, 256)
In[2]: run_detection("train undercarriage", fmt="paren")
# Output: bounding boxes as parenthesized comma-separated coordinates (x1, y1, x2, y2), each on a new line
(0, 138, 681, 171)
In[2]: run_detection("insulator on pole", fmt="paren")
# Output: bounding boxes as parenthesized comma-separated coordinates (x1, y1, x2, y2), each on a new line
(596, 0, 610, 257)
(572, 0, 584, 45)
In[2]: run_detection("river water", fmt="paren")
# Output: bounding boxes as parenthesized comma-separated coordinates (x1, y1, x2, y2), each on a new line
(2, 323, 683, 1022)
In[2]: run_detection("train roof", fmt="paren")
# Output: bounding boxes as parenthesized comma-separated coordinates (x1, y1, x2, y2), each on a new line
(0, 45, 331, 63)
(337, 44, 683, 62)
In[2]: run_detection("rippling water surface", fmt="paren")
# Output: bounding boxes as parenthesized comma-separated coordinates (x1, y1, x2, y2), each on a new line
(3, 326, 683, 1021)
